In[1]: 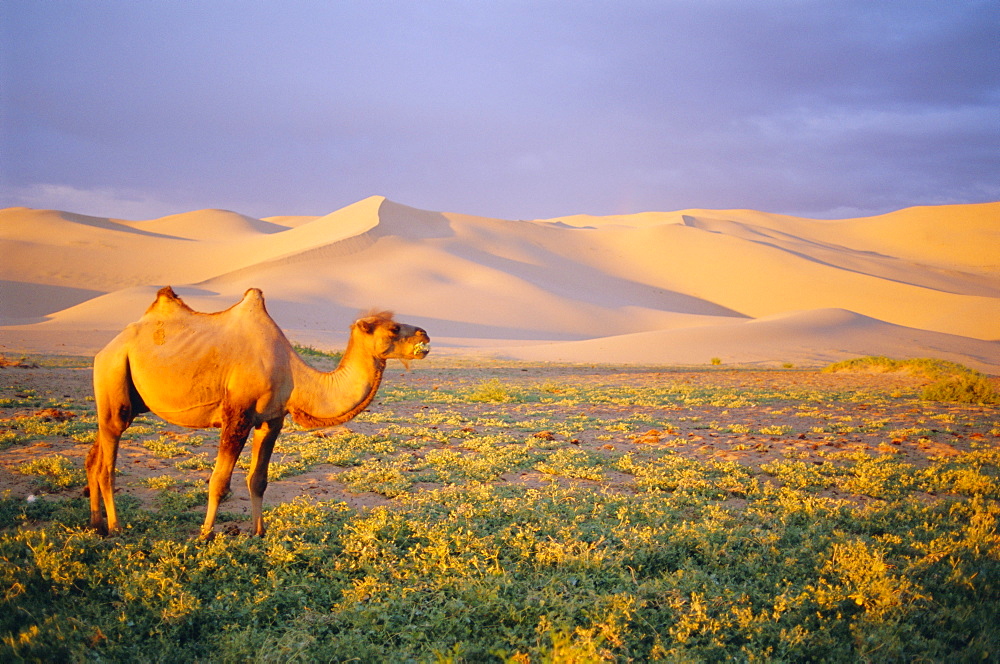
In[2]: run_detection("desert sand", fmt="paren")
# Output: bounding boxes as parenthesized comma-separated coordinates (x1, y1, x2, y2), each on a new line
(1, 197, 998, 372)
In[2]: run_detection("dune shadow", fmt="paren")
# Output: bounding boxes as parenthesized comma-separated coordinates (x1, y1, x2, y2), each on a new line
(0, 281, 105, 323)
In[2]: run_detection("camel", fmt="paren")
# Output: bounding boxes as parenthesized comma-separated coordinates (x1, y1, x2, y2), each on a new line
(86, 286, 430, 538)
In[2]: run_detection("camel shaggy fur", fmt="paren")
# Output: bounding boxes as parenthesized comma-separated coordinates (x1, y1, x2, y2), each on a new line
(86, 286, 430, 538)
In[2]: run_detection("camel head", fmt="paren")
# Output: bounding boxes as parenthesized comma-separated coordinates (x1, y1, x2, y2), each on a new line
(352, 311, 430, 367)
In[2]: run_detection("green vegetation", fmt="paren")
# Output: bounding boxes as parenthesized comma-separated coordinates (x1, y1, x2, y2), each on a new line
(143, 434, 205, 458)
(2, 448, 998, 662)
(0, 389, 42, 408)
(825, 356, 998, 404)
(823, 356, 970, 378)
(0, 431, 26, 450)
(921, 371, 997, 404)
(14, 455, 86, 491)
(1, 359, 998, 661)
(465, 378, 523, 403)
(0, 354, 90, 369)
(292, 344, 343, 366)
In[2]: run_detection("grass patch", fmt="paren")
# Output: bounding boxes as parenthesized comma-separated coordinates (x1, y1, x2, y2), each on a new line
(0, 431, 27, 450)
(339, 456, 415, 497)
(14, 455, 86, 491)
(0, 389, 44, 408)
(151, 487, 208, 513)
(535, 447, 606, 481)
(8, 414, 94, 440)
(174, 453, 213, 471)
(464, 378, 523, 403)
(142, 434, 202, 458)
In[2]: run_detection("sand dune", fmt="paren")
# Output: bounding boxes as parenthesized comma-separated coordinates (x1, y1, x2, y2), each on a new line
(126, 209, 288, 240)
(1, 197, 997, 372)
(493, 309, 1000, 371)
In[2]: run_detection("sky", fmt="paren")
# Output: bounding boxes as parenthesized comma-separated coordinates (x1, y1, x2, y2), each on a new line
(1, 1, 998, 221)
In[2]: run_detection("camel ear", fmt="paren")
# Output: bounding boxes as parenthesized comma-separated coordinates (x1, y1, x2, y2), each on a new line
(355, 318, 376, 334)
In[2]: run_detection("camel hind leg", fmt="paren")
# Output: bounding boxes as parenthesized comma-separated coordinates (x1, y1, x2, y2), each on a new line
(246, 417, 284, 537)
(86, 413, 127, 535)
(201, 405, 255, 540)
(87, 350, 138, 535)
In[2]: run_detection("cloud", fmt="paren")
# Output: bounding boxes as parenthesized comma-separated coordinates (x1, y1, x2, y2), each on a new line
(1, 1, 997, 220)
(2, 183, 184, 220)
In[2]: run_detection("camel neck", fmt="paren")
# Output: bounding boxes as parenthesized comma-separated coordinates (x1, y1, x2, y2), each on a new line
(287, 341, 386, 428)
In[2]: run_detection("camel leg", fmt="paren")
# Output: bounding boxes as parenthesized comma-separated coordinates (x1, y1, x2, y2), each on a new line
(86, 403, 131, 535)
(85, 442, 104, 533)
(201, 407, 254, 540)
(85, 434, 118, 536)
(246, 417, 284, 537)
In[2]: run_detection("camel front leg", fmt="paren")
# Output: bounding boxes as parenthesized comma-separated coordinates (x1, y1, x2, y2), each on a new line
(246, 417, 283, 537)
(201, 408, 254, 540)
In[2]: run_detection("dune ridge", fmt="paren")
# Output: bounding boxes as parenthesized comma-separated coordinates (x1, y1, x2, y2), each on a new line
(1, 198, 998, 372)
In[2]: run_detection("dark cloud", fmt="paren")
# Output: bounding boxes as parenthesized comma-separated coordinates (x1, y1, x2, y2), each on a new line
(2, 1, 997, 220)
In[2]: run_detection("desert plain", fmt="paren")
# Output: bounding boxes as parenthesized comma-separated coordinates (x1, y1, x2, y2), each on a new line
(1, 198, 999, 661)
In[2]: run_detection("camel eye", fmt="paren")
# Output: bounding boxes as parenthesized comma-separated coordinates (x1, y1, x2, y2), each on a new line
(389, 324, 400, 335)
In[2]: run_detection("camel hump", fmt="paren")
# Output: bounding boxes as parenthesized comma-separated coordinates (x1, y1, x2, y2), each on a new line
(234, 288, 268, 314)
(157, 285, 180, 301)
(242, 288, 265, 304)
(146, 286, 194, 315)
(222, 287, 277, 326)
(142, 286, 271, 322)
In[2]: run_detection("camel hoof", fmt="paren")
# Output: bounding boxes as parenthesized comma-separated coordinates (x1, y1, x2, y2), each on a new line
(91, 520, 118, 537)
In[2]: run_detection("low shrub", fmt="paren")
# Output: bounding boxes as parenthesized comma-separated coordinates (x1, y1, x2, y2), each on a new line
(465, 378, 522, 403)
(922, 372, 997, 405)
(824, 356, 997, 404)
(293, 344, 343, 366)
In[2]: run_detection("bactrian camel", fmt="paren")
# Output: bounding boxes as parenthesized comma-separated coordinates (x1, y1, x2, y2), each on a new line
(87, 286, 430, 538)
